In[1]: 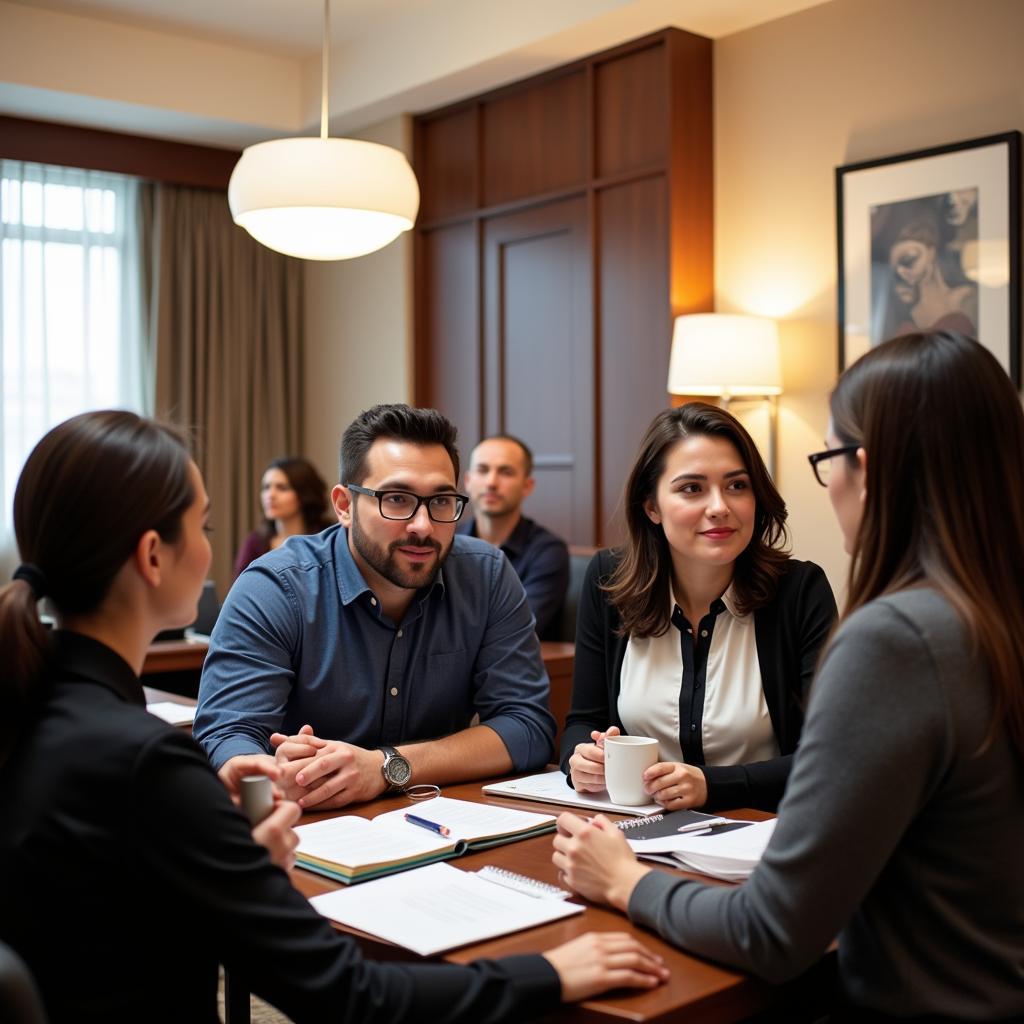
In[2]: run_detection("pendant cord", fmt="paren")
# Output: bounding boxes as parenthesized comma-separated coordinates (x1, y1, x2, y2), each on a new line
(320, 0, 329, 139)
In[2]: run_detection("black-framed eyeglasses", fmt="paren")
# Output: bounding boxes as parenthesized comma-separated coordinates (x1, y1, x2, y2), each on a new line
(807, 445, 860, 487)
(345, 483, 469, 523)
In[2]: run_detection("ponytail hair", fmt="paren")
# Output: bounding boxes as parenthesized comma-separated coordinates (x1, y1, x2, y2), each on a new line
(0, 410, 193, 766)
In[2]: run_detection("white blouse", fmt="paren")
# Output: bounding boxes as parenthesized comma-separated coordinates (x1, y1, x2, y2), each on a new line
(618, 588, 778, 766)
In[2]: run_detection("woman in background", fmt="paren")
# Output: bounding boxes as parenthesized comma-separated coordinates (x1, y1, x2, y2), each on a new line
(553, 331, 1024, 1020)
(561, 403, 836, 811)
(234, 456, 334, 577)
(0, 410, 667, 1024)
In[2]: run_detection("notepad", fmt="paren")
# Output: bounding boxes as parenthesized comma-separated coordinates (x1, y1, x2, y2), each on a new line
(632, 817, 776, 881)
(295, 797, 556, 884)
(615, 808, 734, 838)
(482, 770, 661, 815)
(145, 701, 196, 726)
(309, 862, 583, 955)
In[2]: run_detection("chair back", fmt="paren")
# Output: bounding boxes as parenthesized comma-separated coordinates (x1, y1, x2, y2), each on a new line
(546, 546, 597, 642)
(0, 942, 47, 1024)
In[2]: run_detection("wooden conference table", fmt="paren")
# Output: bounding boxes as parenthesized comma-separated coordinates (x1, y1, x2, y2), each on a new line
(144, 684, 821, 1023)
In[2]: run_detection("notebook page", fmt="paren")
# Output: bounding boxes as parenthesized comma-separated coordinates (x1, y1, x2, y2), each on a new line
(372, 797, 554, 842)
(310, 862, 583, 955)
(296, 814, 451, 869)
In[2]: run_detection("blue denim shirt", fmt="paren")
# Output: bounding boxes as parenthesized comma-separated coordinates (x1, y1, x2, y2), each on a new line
(194, 525, 556, 772)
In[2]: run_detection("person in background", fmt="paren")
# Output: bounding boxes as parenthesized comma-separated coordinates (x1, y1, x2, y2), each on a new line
(552, 331, 1024, 1020)
(459, 434, 570, 637)
(196, 404, 556, 811)
(234, 456, 333, 578)
(561, 403, 836, 812)
(0, 410, 668, 1024)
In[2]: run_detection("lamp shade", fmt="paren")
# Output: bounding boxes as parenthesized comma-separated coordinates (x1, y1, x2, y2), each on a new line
(228, 137, 420, 261)
(668, 314, 782, 396)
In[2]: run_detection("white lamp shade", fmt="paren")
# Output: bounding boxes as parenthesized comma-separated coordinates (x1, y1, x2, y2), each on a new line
(668, 313, 782, 396)
(228, 137, 420, 261)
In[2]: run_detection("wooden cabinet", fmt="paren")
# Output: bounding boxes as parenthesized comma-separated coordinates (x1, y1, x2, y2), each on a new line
(414, 29, 712, 546)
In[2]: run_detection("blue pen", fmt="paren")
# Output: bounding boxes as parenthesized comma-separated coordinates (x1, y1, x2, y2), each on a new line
(404, 812, 451, 837)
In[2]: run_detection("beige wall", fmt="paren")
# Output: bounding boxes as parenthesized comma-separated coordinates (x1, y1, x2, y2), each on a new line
(715, 0, 1024, 600)
(303, 115, 414, 488)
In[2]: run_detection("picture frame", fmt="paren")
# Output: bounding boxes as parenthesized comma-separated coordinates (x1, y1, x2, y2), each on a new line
(836, 131, 1021, 384)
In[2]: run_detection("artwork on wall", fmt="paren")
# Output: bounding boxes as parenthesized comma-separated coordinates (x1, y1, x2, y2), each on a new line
(836, 132, 1020, 384)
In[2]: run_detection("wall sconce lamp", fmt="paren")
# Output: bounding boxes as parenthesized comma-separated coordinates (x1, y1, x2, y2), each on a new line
(667, 313, 783, 477)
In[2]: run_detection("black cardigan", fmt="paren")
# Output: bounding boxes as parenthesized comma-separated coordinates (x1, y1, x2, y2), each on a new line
(559, 550, 837, 811)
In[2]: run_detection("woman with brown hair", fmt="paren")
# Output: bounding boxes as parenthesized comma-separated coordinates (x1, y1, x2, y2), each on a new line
(0, 410, 667, 1024)
(561, 402, 836, 811)
(553, 331, 1024, 1020)
(233, 456, 334, 577)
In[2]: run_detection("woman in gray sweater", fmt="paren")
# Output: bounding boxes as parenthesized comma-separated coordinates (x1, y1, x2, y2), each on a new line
(552, 330, 1024, 1021)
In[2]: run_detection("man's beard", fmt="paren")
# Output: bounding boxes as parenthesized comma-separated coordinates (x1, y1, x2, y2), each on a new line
(350, 510, 450, 590)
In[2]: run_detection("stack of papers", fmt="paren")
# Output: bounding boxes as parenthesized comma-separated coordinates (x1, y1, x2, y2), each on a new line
(629, 818, 776, 882)
(482, 770, 661, 815)
(310, 862, 583, 955)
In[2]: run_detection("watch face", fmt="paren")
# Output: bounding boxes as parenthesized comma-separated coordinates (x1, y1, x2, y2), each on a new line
(386, 754, 413, 788)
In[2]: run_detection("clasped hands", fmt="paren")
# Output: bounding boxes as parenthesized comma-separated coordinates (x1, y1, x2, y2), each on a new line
(568, 726, 708, 809)
(270, 724, 387, 810)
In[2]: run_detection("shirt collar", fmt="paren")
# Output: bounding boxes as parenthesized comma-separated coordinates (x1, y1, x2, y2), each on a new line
(49, 630, 144, 706)
(456, 513, 530, 556)
(668, 583, 742, 622)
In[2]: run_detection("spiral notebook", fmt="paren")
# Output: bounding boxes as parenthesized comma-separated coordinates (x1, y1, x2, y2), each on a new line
(309, 862, 583, 955)
(614, 808, 736, 839)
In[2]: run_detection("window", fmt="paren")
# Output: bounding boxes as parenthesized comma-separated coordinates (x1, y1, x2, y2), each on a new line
(0, 161, 149, 542)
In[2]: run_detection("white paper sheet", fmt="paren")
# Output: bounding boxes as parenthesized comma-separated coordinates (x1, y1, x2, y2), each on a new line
(310, 862, 583, 955)
(145, 701, 196, 726)
(296, 814, 450, 870)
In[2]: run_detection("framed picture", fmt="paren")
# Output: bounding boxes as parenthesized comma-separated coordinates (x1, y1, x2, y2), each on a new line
(836, 131, 1021, 383)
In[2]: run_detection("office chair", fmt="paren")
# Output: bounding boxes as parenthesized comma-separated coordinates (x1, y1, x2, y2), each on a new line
(0, 941, 47, 1024)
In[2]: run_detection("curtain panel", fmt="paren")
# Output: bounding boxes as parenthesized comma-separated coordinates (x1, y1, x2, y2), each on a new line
(148, 185, 303, 595)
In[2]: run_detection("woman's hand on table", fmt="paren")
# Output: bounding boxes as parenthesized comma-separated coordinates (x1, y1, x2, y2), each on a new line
(542, 931, 669, 1001)
(552, 812, 652, 912)
(643, 761, 708, 809)
(567, 726, 621, 792)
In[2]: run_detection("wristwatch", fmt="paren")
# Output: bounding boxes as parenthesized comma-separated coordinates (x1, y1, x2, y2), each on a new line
(378, 745, 413, 791)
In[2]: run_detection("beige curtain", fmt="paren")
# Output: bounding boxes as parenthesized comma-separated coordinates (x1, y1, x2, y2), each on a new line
(146, 184, 303, 596)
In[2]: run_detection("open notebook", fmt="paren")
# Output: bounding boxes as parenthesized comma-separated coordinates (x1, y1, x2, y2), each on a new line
(295, 797, 556, 884)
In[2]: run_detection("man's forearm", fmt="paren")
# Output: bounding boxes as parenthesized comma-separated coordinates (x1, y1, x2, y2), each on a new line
(398, 725, 513, 786)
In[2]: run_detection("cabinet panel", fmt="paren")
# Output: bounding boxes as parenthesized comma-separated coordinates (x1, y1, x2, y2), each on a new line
(481, 72, 587, 207)
(419, 222, 480, 455)
(595, 43, 667, 178)
(483, 198, 594, 545)
(598, 177, 671, 544)
(416, 107, 478, 223)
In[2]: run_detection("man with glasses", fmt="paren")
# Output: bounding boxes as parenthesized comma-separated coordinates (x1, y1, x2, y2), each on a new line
(195, 404, 556, 810)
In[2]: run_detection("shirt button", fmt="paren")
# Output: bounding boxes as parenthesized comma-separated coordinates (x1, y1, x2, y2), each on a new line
(691, 724, 697, 731)
(390, 687, 399, 697)
(370, 597, 377, 607)
(397, 629, 403, 638)
(701, 629, 708, 638)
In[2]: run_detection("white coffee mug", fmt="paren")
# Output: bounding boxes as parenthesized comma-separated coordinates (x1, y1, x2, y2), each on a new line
(604, 735, 659, 806)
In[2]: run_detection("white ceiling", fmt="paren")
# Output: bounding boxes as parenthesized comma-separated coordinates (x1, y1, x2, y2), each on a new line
(0, 0, 835, 148)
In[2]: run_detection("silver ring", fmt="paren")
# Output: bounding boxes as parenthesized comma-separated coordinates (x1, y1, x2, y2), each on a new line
(404, 784, 441, 802)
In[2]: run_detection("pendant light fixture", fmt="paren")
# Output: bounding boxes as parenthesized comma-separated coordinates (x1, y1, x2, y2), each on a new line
(228, 0, 419, 261)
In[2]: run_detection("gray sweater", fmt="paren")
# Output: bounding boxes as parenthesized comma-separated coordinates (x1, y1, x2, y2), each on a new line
(629, 588, 1024, 1018)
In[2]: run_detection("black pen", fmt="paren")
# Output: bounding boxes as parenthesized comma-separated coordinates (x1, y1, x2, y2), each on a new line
(404, 812, 451, 837)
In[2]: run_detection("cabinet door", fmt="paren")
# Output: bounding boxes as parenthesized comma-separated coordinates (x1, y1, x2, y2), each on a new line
(482, 197, 594, 545)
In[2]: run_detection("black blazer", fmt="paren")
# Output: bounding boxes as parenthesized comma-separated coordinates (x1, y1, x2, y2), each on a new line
(0, 632, 558, 1024)
(559, 551, 837, 811)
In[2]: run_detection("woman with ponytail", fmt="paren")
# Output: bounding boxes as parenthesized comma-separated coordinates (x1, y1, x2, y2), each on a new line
(553, 332, 1024, 1020)
(0, 411, 666, 1024)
